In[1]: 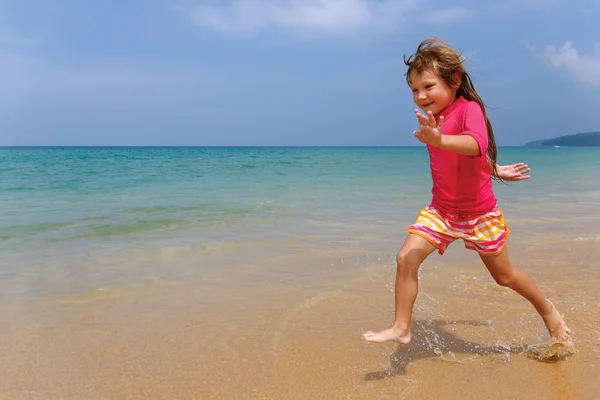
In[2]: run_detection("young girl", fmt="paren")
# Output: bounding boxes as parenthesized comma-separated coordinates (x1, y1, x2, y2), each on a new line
(363, 38, 572, 347)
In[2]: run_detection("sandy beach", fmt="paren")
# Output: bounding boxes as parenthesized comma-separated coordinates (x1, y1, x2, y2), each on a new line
(1, 230, 599, 399)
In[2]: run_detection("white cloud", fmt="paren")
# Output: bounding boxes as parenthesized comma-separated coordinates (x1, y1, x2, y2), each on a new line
(191, 0, 417, 36)
(422, 7, 472, 23)
(538, 41, 600, 86)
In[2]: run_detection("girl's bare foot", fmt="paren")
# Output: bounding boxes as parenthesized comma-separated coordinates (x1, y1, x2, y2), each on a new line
(362, 327, 411, 344)
(542, 300, 572, 345)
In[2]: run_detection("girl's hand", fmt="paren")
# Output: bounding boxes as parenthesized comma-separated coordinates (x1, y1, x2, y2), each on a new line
(496, 163, 531, 181)
(414, 109, 444, 147)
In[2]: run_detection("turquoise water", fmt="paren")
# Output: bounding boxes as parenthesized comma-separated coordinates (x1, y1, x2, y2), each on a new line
(1, 146, 599, 300)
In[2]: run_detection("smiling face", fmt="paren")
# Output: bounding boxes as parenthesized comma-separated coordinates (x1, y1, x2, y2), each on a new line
(409, 69, 460, 116)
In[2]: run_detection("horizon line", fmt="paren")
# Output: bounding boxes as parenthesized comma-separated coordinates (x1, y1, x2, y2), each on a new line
(0, 145, 529, 148)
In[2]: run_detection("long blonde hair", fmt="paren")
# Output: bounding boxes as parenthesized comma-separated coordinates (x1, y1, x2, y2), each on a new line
(404, 37, 499, 178)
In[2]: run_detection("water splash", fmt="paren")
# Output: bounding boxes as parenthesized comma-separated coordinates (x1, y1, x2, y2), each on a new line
(525, 341, 577, 362)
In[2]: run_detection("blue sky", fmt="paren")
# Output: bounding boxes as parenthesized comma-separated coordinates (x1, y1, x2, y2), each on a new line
(1, 0, 599, 146)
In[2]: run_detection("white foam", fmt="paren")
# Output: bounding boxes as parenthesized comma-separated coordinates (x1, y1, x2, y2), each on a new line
(573, 236, 600, 241)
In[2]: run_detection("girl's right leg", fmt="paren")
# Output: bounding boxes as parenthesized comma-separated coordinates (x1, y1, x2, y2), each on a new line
(363, 233, 437, 344)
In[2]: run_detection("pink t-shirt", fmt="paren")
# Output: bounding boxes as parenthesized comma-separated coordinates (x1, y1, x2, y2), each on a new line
(427, 96, 497, 215)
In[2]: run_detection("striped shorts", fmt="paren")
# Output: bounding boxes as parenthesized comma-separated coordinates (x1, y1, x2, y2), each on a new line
(407, 205, 510, 256)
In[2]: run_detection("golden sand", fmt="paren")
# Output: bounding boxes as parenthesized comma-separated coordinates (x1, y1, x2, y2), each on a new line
(1, 233, 599, 399)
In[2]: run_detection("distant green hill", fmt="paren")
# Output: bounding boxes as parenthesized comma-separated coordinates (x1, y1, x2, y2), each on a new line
(525, 132, 600, 147)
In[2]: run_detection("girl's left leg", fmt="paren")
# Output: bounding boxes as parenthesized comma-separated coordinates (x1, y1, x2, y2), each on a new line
(479, 246, 572, 344)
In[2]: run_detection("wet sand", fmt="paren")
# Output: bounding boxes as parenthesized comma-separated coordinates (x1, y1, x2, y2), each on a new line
(1, 229, 599, 400)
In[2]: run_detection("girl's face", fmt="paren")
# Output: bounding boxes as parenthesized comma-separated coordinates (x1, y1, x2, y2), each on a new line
(409, 69, 459, 116)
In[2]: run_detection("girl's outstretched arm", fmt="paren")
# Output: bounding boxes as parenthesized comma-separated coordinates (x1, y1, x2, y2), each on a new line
(439, 134, 480, 156)
(492, 162, 531, 181)
(414, 109, 481, 156)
